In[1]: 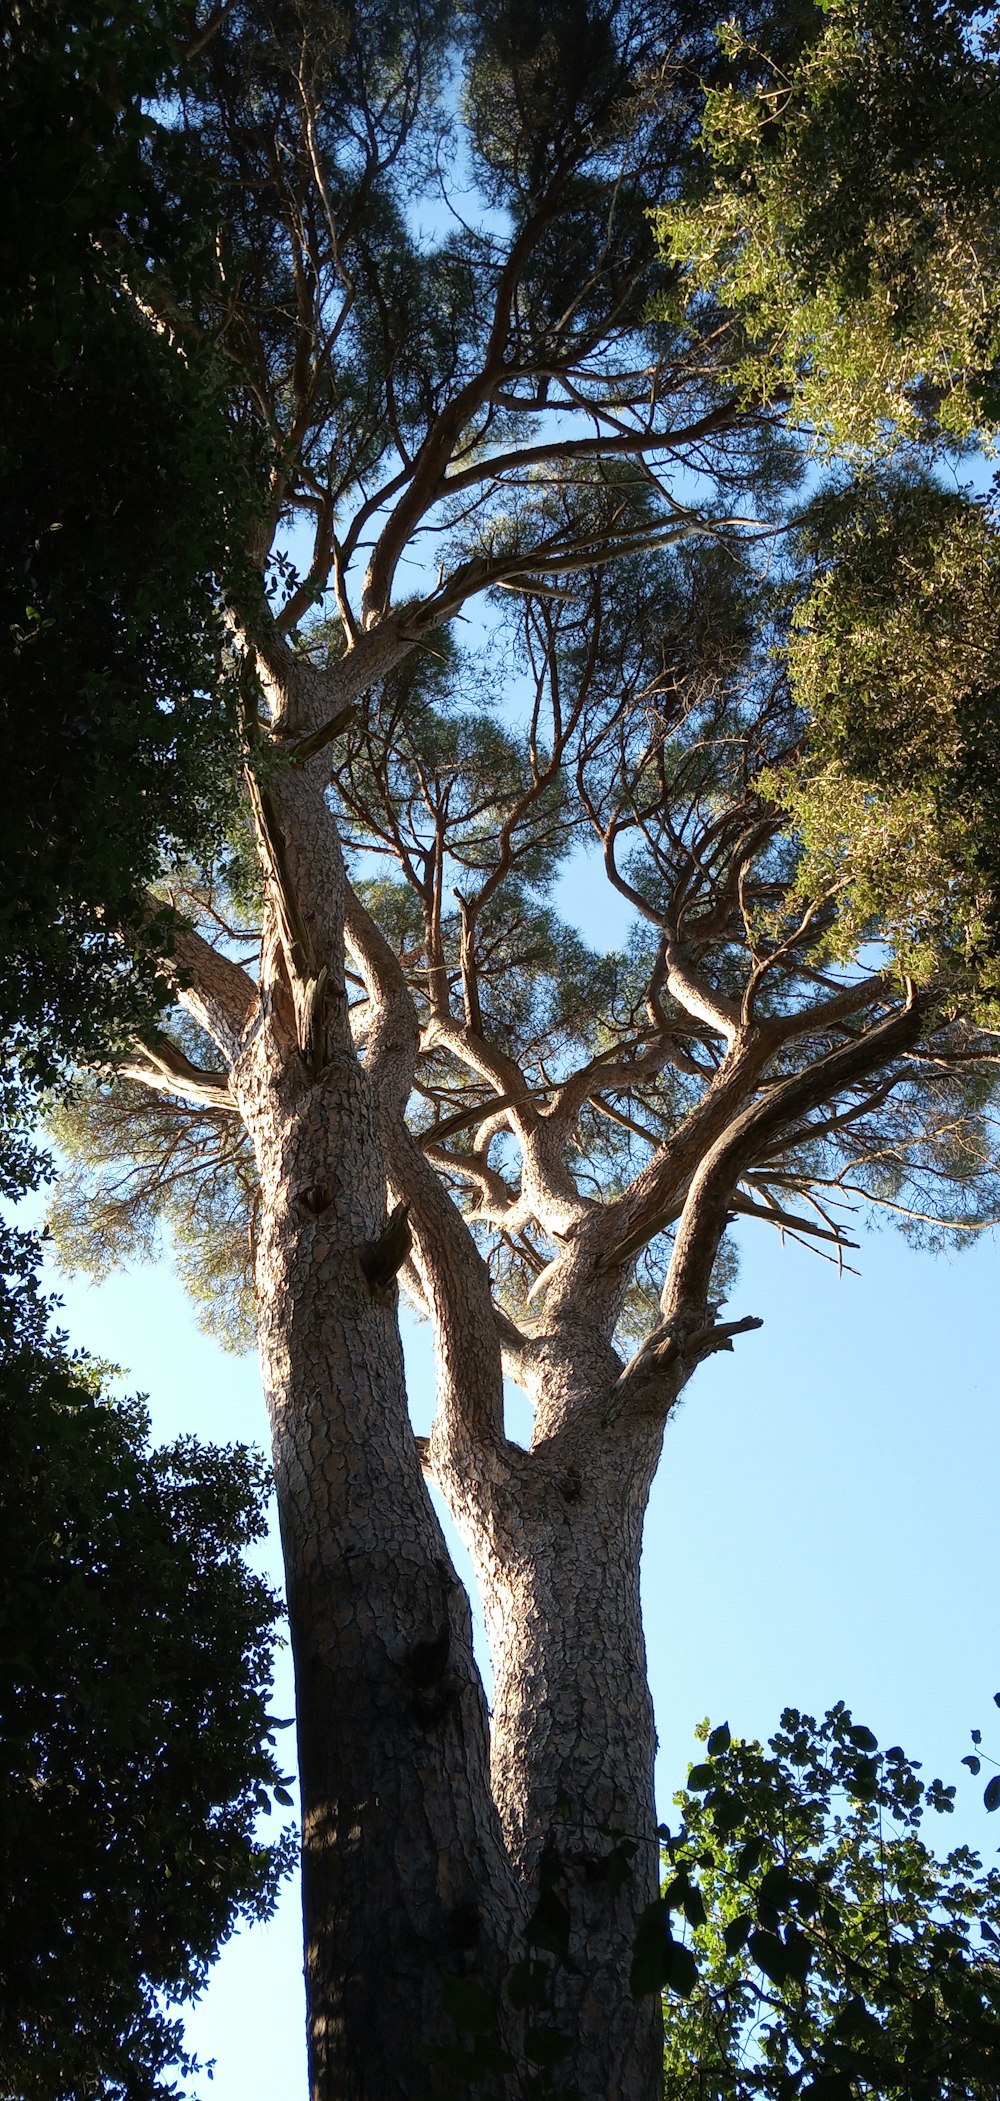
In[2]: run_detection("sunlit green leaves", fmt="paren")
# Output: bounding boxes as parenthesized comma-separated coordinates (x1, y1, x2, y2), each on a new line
(766, 473, 1000, 1001)
(653, 1, 1000, 453)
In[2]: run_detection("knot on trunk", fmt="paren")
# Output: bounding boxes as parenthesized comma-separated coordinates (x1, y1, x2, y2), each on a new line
(403, 1620, 461, 1724)
(298, 1183, 333, 1217)
(607, 1305, 763, 1421)
(404, 1622, 451, 1690)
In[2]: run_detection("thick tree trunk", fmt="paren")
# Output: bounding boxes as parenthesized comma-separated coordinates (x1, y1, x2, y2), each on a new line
(236, 1038, 514, 2100)
(467, 1425, 664, 2101)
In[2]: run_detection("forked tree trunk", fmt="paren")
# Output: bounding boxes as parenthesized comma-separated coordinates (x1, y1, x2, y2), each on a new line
(235, 1037, 515, 2100)
(461, 1416, 665, 2101)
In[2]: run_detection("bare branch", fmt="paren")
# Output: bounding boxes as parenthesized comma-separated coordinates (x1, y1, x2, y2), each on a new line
(661, 988, 925, 1326)
(169, 922, 258, 1066)
(729, 1191, 859, 1250)
(120, 1040, 237, 1112)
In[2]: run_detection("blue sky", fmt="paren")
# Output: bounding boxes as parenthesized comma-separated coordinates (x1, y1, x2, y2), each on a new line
(35, 1183, 1000, 2098)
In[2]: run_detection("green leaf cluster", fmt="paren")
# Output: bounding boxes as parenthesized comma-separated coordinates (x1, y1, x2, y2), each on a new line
(767, 474, 1000, 1003)
(654, 1, 1000, 452)
(651, 1705, 1000, 2098)
(0, 1217, 292, 2101)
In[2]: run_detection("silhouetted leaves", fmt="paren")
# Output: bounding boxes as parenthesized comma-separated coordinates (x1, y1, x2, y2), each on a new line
(658, 1705, 1000, 2098)
(0, 1215, 292, 2101)
(0, 2, 256, 1082)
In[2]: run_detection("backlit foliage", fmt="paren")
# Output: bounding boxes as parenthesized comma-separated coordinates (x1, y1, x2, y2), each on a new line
(654, 1, 1000, 452)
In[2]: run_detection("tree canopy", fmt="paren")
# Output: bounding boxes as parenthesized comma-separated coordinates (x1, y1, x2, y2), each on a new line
(656, 0, 1000, 453)
(651, 0, 1000, 1030)
(0, 0, 257, 1080)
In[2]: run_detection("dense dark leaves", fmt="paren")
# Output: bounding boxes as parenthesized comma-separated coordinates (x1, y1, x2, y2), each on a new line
(0, 27, 283, 2062)
(647, 1706, 1000, 2099)
(0, 1139, 292, 2101)
(0, 1, 254, 1080)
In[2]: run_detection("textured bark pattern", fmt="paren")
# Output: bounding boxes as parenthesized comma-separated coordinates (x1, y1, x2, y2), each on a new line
(447, 1403, 665, 2101)
(172, 646, 907, 2100)
(234, 1033, 514, 2099)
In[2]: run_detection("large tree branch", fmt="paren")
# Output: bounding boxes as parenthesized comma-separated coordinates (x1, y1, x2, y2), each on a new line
(120, 1039, 237, 1112)
(422, 1142, 515, 1218)
(605, 1001, 924, 1417)
(661, 989, 924, 1324)
(249, 617, 420, 739)
(662, 939, 741, 1046)
(391, 1124, 516, 1482)
(169, 922, 258, 1066)
(244, 757, 349, 1073)
(435, 402, 741, 502)
(406, 512, 742, 635)
(421, 1013, 536, 1122)
(343, 884, 419, 1122)
(768, 971, 890, 1045)
(546, 1035, 678, 1133)
(344, 886, 520, 1476)
(359, 185, 570, 623)
(586, 1036, 773, 1280)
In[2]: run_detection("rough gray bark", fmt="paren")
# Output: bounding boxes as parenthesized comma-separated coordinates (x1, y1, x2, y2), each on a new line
(170, 747, 519, 2099)
(234, 1045, 514, 2099)
(472, 1432, 665, 2100)
(114, 544, 938, 2101)
(346, 888, 668, 2095)
(138, 805, 931, 2101)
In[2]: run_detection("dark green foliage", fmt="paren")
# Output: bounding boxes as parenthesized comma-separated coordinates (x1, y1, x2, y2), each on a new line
(0, 18, 284, 2026)
(646, 1706, 1000, 2097)
(0, 1, 255, 1080)
(0, 1148, 292, 2100)
(773, 473, 1000, 997)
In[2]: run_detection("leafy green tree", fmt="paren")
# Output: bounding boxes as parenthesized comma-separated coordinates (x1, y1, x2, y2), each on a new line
(633, 1706, 1000, 2099)
(767, 473, 1000, 1005)
(0, 1177, 293, 2101)
(652, 0, 1000, 1049)
(0, 0, 256, 1080)
(655, 0, 1000, 453)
